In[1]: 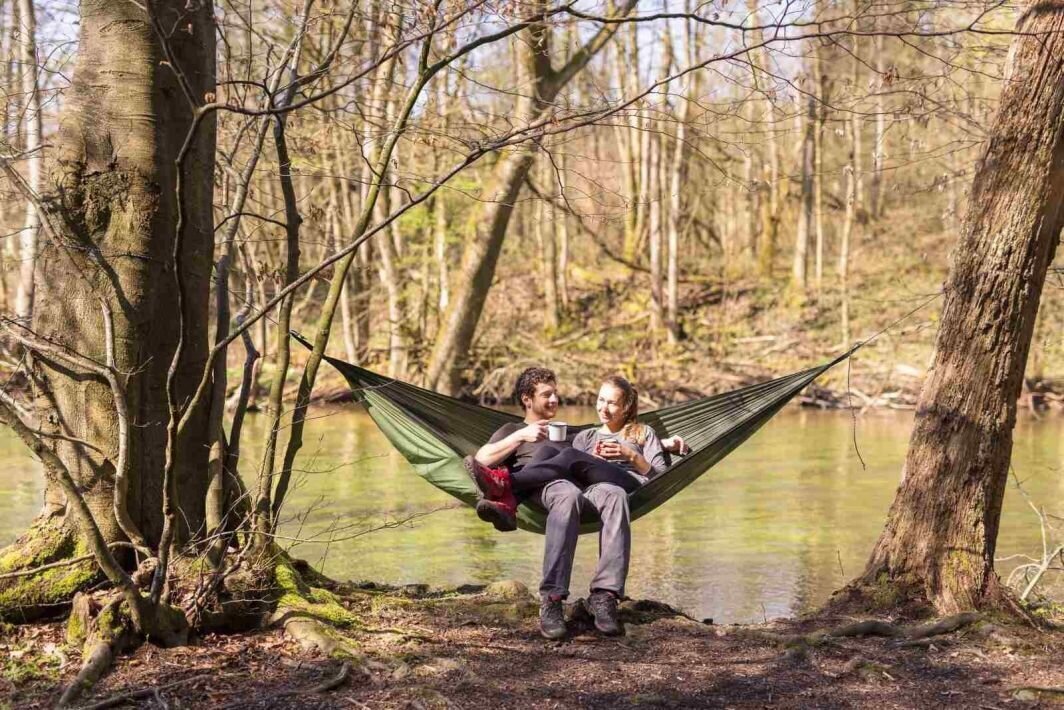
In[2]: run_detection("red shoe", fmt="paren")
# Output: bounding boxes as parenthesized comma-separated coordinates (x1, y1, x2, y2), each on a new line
(475, 496, 518, 532)
(463, 455, 512, 501)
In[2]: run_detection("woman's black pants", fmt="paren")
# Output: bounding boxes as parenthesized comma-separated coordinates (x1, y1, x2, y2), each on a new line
(509, 444, 641, 494)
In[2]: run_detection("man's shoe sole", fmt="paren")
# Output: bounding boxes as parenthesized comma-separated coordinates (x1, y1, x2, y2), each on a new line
(475, 499, 517, 532)
(593, 620, 625, 636)
(463, 457, 490, 498)
(540, 626, 567, 640)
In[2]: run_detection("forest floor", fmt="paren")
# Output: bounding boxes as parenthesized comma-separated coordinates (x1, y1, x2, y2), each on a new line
(4, 581, 1063, 709)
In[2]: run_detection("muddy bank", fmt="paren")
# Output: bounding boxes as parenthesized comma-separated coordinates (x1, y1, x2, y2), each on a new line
(4, 580, 1063, 709)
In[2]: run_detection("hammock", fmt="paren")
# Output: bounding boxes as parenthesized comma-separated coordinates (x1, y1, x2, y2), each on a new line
(293, 332, 856, 534)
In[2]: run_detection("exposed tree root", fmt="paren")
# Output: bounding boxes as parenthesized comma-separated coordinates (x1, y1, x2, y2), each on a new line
(279, 615, 362, 657)
(57, 590, 190, 707)
(826, 613, 981, 640)
(1011, 686, 1064, 702)
(831, 571, 1045, 631)
(739, 613, 984, 658)
(58, 598, 136, 707)
(269, 556, 365, 657)
(79, 674, 210, 710)
(827, 619, 901, 638)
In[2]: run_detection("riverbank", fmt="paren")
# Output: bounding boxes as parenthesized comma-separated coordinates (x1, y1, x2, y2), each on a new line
(308, 358, 1064, 413)
(4, 580, 1063, 709)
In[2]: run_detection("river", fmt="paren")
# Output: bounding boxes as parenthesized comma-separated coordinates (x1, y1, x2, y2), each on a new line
(1, 407, 1061, 623)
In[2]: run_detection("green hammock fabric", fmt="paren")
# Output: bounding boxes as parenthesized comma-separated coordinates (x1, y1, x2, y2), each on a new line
(294, 332, 855, 534)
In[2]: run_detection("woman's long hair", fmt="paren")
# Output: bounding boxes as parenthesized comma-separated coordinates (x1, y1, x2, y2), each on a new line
(602, 375, 648, 444)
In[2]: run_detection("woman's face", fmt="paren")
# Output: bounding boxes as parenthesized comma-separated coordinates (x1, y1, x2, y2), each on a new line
(596, 383, 627, 431)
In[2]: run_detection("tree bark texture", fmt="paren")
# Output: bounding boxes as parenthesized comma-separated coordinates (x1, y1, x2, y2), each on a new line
(859, 0, 1064, 613)
(31, 0, 216, 546)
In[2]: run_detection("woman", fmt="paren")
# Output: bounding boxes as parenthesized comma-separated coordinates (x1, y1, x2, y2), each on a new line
(571, 374, 669, 487)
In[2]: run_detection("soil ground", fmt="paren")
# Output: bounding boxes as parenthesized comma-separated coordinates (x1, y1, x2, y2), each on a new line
(3, 582, 1063, 709)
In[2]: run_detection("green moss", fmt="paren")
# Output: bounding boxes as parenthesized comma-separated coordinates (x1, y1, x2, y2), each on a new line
(66, 608, 87, 647)
(0, 522, 74, 574)
(0, 560, 99, 622)
(94, 603, 123, 639)
(273, 559, 360, 627)
(870, 573, 903, 609)
(945, 549, 978, 579)
(0, 525, 100, 622)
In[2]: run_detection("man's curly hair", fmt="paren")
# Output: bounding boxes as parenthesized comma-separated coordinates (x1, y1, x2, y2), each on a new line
(513, 366, 557, 410)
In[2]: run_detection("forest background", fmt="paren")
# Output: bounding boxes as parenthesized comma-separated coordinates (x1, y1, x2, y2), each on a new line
(4, 0, 1060, 411)
(1, 1, 1063, 705)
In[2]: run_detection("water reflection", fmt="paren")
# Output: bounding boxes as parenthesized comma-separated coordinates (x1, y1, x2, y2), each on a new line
(1, 408, 1061, 623)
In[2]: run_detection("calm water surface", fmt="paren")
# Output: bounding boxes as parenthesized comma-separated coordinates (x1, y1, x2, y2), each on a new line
(1, 408, 1061, 623)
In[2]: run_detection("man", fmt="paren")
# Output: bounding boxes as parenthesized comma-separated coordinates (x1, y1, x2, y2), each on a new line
(468, 366, 683, 640)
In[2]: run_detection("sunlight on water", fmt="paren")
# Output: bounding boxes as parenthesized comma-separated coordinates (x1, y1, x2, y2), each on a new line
(1, 408, 1061, 623)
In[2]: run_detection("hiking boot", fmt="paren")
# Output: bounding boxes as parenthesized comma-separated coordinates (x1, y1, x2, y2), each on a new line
(463, 455, 513, 501)
(539, 597, 567, 640)
(587, 590, 624, 636)
(475, 497, 517, 532)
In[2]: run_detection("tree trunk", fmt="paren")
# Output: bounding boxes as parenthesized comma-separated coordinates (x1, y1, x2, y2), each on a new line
(617, 25, 642, 262)
(424, 2, 634, 394)
(743, 151, 758, 258)
(748, 0, 779, 278)
(857, 0, 1064, 613)
(536, 184, 560, 333)
(793, 92, 815, 290)
(14, 0, 39, 321)
(814, 42, 830, 295)
(375, 176, 408, 379)
(0, 1, 215, 623)
(869, 31, 887, 220)
(557, 153, 570, 309)
(838, 34, 862, 347)
(665, 103, 687, 343)
(647, 129, 664, 333)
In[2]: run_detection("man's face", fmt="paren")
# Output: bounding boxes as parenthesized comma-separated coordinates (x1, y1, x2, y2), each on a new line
(523, 381, 559, 420)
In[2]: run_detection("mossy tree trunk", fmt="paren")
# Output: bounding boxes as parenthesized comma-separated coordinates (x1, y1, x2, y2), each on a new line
(0, 0, 216, 616)
(858, 0, 1064, 613)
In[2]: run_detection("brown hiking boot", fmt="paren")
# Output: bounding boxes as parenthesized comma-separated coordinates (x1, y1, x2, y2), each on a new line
(539, 596, 567, 640)
(587, 590, 624, 636)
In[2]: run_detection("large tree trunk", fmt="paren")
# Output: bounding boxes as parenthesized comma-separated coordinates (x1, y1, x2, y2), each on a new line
(857, 0, 1064, 613)
(25, 0, 215, 547)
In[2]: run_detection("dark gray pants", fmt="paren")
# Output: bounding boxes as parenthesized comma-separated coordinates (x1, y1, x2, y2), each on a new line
(537, 480, 631, 600)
